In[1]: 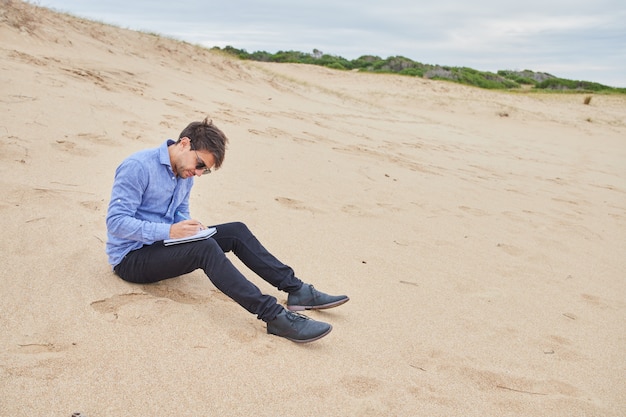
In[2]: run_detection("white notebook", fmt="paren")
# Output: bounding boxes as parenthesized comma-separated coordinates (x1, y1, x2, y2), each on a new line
(163, 227, 217, 246)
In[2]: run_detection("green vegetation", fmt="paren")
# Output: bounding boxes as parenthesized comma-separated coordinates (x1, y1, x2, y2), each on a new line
(214, 46, 625, 93)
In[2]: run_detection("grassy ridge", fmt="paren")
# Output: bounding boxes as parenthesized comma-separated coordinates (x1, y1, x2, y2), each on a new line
(215, 46, 625, 93)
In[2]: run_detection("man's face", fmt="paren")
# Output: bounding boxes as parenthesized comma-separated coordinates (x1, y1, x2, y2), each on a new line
(173, 138, 216, 178)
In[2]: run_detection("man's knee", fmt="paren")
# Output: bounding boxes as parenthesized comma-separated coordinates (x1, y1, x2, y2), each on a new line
(232, 221, 249, 231)
(222, 221, 251, 236)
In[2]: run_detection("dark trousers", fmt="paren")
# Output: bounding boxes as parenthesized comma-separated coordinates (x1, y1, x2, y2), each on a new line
(113, 222, 303, 322)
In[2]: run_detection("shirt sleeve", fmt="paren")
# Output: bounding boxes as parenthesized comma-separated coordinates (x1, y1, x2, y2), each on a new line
(106, 159, 172, 243)
(174, 193, 191, 222)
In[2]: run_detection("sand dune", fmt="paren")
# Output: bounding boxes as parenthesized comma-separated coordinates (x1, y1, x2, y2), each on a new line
(1, 1, 625, 416)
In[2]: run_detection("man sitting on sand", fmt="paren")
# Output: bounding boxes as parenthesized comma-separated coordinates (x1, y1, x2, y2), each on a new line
(105, 117, 349, 343)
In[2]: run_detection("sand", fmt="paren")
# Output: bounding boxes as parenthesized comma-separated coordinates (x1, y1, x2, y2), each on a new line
(1, 1, 625, 416)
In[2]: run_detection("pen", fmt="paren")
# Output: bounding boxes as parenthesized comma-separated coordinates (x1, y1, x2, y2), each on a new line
(176, 211, 190, 220)
(176, 211, 205, 230)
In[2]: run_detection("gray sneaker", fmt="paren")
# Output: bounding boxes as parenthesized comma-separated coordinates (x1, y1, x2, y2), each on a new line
(267, 309, 332, 343)
(287, 284, 349, 311)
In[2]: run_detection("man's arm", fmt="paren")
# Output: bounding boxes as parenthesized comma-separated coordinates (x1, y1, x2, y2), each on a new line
(106, 159, 171, 243)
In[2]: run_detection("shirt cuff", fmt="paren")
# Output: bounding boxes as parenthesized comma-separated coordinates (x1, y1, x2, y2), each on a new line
(154, 222, 172, 241)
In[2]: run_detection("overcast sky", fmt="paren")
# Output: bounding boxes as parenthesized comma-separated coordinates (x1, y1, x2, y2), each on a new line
(38, 0, 626, 87)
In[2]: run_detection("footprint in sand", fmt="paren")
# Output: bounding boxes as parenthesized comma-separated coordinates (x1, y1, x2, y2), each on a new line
(579, 293, 619, 310)
(458, 205, 488, 217)
(53, 140, 91, 157)
(340, 375, 382, 398)
(90, 292, 159, 325)
(91, 292, 153, 313)
(91, 287, 225, 324)
(458, 366, 580, 397)
(142, 285, 213, 305)
(227, 200, 259, 212)
(275, 196, 320, 213)
(80, 199, 104, 211)
(341, 204, 371, 217)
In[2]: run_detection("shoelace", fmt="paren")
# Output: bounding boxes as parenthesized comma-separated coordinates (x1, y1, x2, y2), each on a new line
(286, 311, 310, 322)
(307, 285, 322, 299)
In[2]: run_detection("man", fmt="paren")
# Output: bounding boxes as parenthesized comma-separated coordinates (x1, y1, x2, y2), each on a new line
(106, 117, 349, 343)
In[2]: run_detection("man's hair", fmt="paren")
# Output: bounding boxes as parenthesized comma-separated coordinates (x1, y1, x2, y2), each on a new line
(178, 117, 229, 169)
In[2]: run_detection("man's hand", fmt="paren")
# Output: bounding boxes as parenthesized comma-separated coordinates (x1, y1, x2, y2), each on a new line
(169, 220, 206, 239)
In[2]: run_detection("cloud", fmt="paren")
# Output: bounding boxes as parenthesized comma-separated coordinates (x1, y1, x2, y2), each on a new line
(40, 0, 626, 86)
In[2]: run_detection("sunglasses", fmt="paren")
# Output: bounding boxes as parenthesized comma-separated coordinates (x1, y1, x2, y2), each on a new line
(191, 145, 211, 175)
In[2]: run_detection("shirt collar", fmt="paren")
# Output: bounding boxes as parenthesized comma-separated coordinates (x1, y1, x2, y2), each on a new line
(160, 139, 175, 168)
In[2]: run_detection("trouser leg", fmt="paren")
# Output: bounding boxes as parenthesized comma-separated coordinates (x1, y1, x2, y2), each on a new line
(113, 238, 283, 321)
(211, 222, 303, 293)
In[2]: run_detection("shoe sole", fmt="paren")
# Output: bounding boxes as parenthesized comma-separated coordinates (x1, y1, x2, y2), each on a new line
(284, 325, 332, 343)
(286, 296, 349, 312)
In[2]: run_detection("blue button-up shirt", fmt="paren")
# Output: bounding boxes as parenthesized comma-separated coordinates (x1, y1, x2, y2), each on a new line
(106, 140, 194, 266)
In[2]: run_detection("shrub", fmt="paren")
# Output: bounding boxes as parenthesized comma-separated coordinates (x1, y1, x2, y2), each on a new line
(212, 45, 624, 92)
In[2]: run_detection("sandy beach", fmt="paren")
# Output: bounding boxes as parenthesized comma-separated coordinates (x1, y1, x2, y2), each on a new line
(1, 2, 625, 416)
